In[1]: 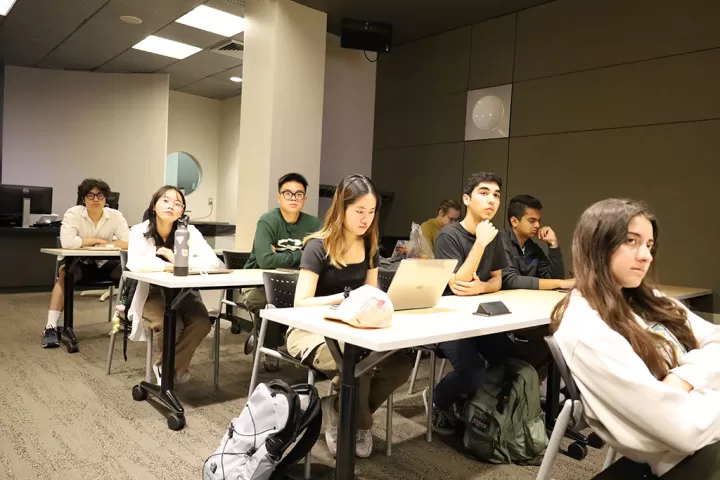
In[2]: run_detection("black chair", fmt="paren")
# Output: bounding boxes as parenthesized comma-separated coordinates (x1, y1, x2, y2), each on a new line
(536, 336, 656, 479)
(55, 237, 119, 323)
(215, 251, 253, 335)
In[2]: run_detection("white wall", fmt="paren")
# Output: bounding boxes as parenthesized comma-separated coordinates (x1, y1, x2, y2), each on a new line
(217, 95, 242, 223)
(167, 91, 220, 222)
(319, 34, 377, 185)
(2, 66, 168, 224)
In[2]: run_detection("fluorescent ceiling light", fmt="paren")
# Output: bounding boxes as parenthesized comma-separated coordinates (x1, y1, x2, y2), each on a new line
(176, 5, 245, 37)
(0, 0, 17, 16)
(132, 35, 201, 59)
(230, 77, 242, 83)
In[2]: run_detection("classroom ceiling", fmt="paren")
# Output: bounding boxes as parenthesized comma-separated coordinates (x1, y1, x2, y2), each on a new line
(0, 0, 552, 100)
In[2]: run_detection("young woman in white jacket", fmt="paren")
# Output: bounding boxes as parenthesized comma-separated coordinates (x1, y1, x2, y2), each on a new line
(552, 198, 720, 478)
(126, 186, 221, 385)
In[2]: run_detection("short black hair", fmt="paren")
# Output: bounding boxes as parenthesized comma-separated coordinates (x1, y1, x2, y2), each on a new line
(507, 194, 543, 224)
(463, 172, 502, 196)
(77, 178, 110, 203)
(278, 173, 308, 192)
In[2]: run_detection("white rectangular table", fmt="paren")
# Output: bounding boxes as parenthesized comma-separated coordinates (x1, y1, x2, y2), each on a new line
(40, 248, 123, 353)
(260, 289, 565, 480)
(122, 269, 268, 430)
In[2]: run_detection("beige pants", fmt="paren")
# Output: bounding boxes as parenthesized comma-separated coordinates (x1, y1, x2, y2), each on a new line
(287, 329, 412, 430)
(142, 286, 211, 374)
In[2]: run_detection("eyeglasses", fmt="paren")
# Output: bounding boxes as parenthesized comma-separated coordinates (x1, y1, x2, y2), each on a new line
(281, 190, 305, 201)
(85, 193, 106, 201)
(161, 196, 185, 210)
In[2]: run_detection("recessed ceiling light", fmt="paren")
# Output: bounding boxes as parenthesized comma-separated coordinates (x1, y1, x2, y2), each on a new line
(132, 35, 201, 60)
(176, 5, 245, 37)
(120, 15, 142, 25)
(0, 0, 17, 16)
(230, 77, 242, 83)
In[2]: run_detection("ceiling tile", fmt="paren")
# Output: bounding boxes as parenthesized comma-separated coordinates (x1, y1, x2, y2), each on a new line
(178, 77, 242, 99)
(168, 72, 200, 89)
(0, 0, 108, 67)
(204, 0, 246, 18)
(159, 49, 241, 77)
(40, 0, 204, 71)
(155, 22, 225, 50)
(210, 64, 243, 81)
(94, 48, 176, 72)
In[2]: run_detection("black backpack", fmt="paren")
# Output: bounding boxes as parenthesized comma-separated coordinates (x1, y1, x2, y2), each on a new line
(203, 380, 322, 480)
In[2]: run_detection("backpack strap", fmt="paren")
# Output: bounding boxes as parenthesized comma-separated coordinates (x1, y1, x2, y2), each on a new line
(265, 380, 303, 457)
(270, 384, 322, 479)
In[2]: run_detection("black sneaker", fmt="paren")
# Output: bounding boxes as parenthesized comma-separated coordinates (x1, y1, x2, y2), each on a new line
(422, 388, 457, 435)
(42, 327, 60, 348)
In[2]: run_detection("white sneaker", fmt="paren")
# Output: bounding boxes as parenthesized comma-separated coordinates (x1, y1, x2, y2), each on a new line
(152, 364, 191, 386)
(355, 429, 373, 458)
(321, 395, 338, 457)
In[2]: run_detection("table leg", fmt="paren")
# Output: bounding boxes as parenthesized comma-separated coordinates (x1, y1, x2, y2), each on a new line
(60, 258, 79, 353)
(131, 288, 185, 431)
(336, 342, 360, 480)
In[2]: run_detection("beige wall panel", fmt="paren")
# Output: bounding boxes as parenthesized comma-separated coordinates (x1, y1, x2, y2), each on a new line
(469, 14, 517, 90)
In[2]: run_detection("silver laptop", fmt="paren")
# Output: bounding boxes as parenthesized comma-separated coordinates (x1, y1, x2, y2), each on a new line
(386, 259, 458, 311)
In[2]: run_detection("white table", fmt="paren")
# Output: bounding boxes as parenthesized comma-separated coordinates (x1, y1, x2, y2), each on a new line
(40, 248, 123, 353)
(122, 269, 269, 430)
(260, 289, 565, 479)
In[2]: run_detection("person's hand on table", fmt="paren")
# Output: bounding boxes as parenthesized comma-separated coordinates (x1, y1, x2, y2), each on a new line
(450, 273, 486, 296)
(157, 247, 175, 264)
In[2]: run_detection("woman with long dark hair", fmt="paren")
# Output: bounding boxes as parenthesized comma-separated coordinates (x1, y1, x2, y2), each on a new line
(127, 185, 221, 385)
(552, 198, 720, 477)
(287, 174, 412, 459)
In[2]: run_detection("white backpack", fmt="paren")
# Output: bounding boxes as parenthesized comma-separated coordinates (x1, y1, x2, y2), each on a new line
(203, 380, 321, 480)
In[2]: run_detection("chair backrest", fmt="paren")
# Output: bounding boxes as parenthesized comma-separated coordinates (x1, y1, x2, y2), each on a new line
(56, 236, 61, 248)
(263, 271, 299, 309)
(378, 268, 396, 293)
(119, 250, 128, 271)
(224, 251, 251, 269)
(544, 335, 581, 402)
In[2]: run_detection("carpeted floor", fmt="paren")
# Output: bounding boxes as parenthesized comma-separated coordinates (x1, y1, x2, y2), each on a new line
(0, 292, 608, 480)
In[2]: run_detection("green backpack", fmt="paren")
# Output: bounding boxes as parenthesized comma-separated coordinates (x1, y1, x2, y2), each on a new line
(461, 357, 548, 464)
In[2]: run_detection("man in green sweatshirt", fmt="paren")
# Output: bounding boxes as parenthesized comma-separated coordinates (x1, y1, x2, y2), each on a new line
(242, 172, 321, 369)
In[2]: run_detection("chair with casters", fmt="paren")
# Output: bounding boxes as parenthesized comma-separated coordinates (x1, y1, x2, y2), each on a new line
(536, 335, 657, 480)
(55, 237, 118, 324)
(105, 251, 153, 383)
(249, 272, 397, 478)
(378, 267, 447, 443)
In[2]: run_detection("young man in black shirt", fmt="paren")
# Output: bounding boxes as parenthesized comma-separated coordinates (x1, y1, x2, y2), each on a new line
(427, 172, 509, 435)
(501, 194, 575, 290)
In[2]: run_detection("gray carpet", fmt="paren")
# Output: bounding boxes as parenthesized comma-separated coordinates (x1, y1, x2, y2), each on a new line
(0, 292, 607, 479)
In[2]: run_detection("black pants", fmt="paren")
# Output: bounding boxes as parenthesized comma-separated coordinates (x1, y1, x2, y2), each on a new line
(433, 326, 550, 411)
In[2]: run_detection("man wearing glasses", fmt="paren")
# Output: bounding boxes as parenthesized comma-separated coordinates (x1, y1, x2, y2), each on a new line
(420, 198, 461, 250)
(242, 172, 321, 370)
(42, 178, 130, 348)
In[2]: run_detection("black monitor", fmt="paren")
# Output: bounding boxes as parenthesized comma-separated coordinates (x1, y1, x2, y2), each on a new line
(106, 192, 119, 210)
(0, 184, 53, 227)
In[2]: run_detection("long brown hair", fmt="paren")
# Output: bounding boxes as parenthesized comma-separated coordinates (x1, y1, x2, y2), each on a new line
(551, 198, 698, 379)
(305, 174, 380, 269)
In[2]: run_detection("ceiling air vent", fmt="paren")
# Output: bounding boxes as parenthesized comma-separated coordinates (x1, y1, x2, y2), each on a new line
(211, 39, 244, 59)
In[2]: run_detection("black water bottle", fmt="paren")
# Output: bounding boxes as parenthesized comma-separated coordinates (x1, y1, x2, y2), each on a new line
(173, 216, 189, 276)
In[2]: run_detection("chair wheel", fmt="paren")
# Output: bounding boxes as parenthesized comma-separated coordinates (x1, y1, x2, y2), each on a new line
(567, 441, 588, 460)
(66, 343, 79, 354)
(587, 432, 605, 449)
(168, 413, 186, 431)
(230, 323, 242, 335)
(132, 385, 148, 401)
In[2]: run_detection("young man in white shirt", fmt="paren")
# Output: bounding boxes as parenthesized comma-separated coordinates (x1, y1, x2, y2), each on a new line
(42, 179, 130, 348)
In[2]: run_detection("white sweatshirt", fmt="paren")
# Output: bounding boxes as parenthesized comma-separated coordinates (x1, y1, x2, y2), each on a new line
(126, 220, 222, 342)
(553, 290, 720, 476)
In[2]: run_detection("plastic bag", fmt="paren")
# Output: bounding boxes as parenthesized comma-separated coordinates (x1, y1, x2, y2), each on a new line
(405, 222, 434, 259)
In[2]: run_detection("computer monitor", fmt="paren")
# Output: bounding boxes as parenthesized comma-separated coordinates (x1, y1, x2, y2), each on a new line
(0, 184, 53, 228)
(106, 192, 119, 210)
